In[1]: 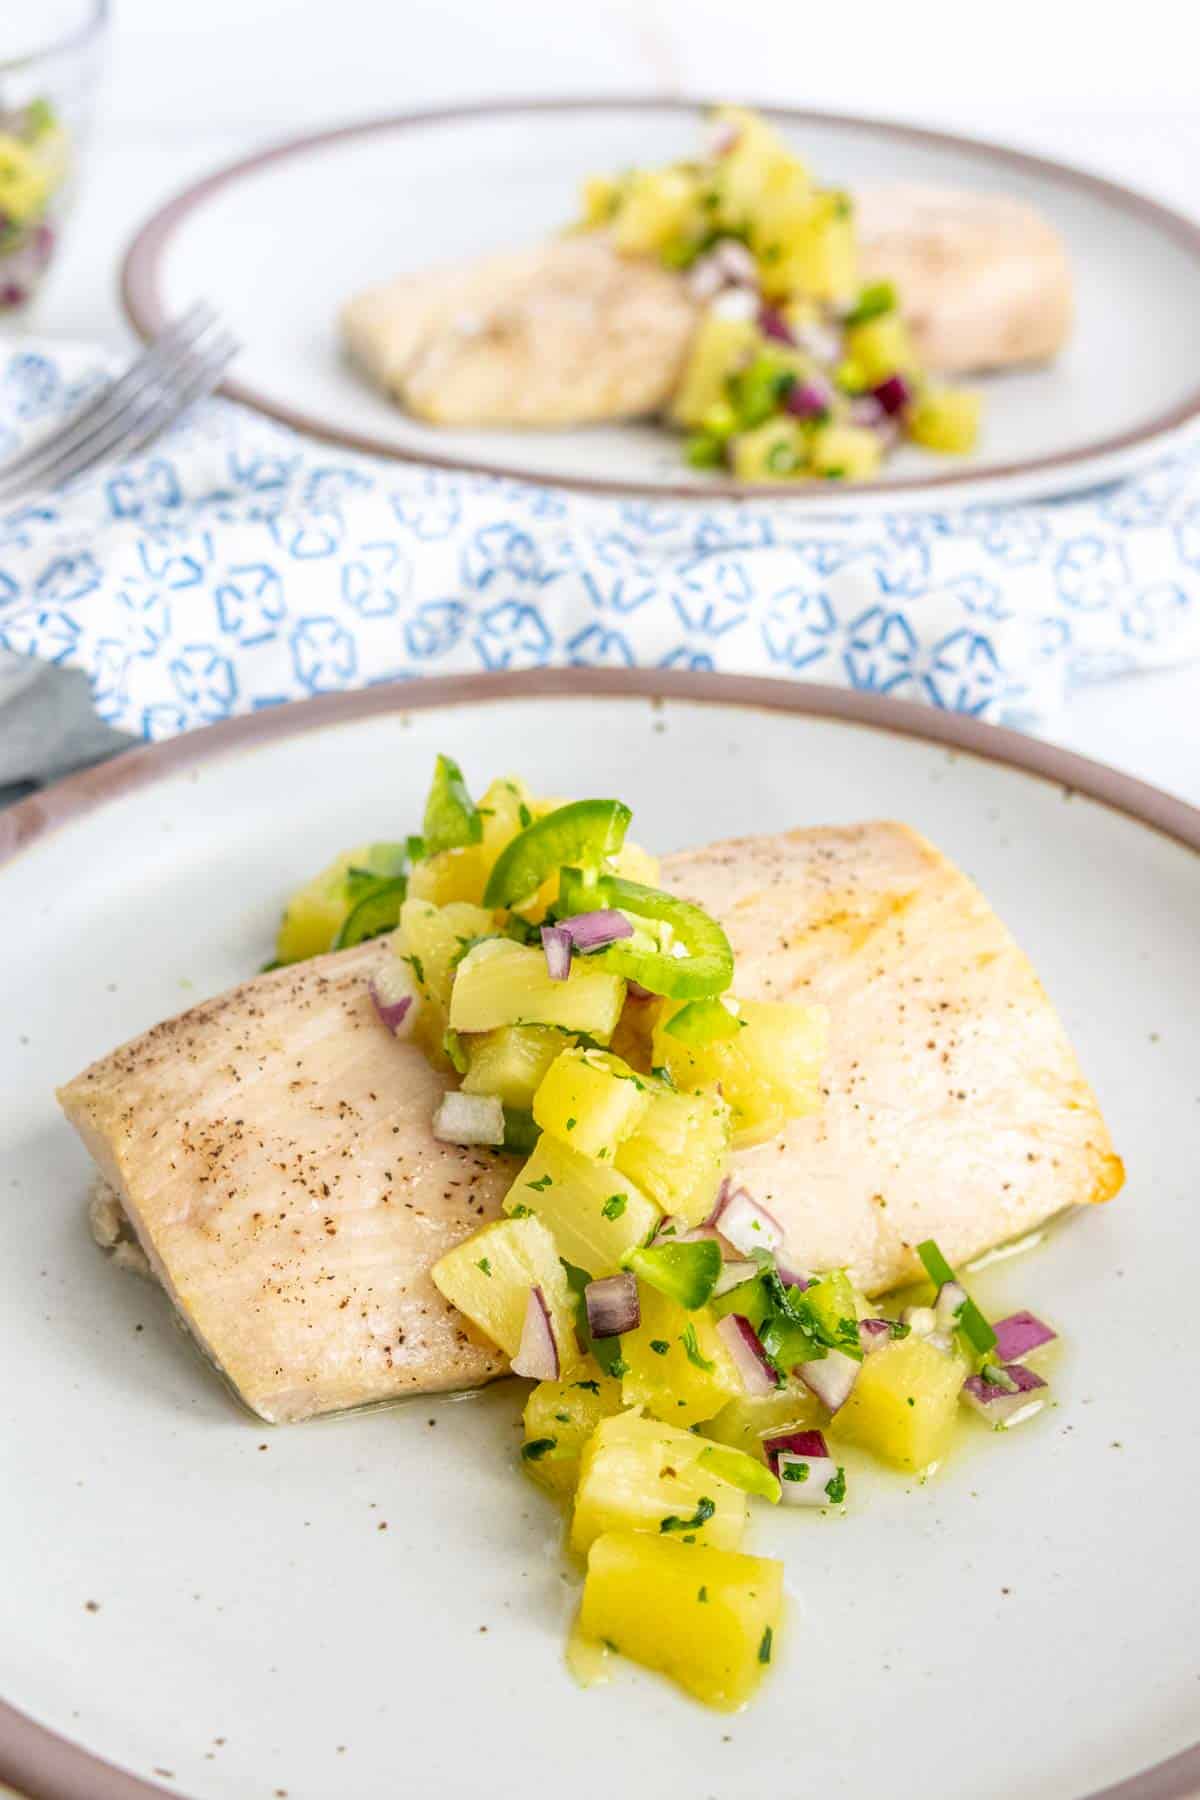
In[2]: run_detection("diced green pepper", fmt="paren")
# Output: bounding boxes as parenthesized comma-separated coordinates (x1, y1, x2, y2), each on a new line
(916, 1238, 996, 1357)
(622, 1241, 722, 1310)
(483, 800, 632, 909)
(843, 279, 897, 327)
(423, 754, 482, 856)
(699, 1443, 781, 1504)
(502, 1107, 541, 1156)
(664, 998, 742, 1046)
(561, 876, 733, 1002)
(332, 876, 409, 949)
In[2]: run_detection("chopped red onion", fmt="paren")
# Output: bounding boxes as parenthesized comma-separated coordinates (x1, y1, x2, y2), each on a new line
(708, 119, 741, 158)
(784, 381, 832, 421)
(652, 1215, 726, 1249)
(758, 304, 796, 346)
(714, 238, 758, 285)
(798, 1348, 861, 1413)
(793, 320, 841, 363)
(560, 910, 633, 952)
(368, 956, 419, 1036)
(712, 1258, 759, 1297)
(858, 1318, 894, 1353)
(540, 924, 572, 982)
(432, 1090, 505, 1146)
(961, 1362, 1047, 1427)
(849, 394, 886, 428)
(777, 1452, 843, 1507)
(993, 1311, 1057, 1363)
(934, 1280, 969, 1336)
(763, 1428, 829, 1470)
(711, 287, 759, 323)
(511, 1285, 558, 1380)
(585, 1273, 639, 1339)
(716, 1314, 778, 1395)
(776, 1263, 812, 1291)
(712, 1186, 785, 1257)
(872, 372, 913, 416)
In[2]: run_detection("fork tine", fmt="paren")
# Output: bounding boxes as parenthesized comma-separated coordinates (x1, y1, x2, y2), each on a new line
(19, 328, 239, 496)
(0, 302, 220, 501)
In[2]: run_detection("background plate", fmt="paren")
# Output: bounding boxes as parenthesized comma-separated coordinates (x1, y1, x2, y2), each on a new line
(121, 98, 1200, 507)
(2, 673, 1199, 1800)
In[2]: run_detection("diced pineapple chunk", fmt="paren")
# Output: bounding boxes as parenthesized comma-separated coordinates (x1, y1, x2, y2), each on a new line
(505, 1134, 659, 1277)
(430, 1216, 579, 1376)
(775, 191, 857, 302)
(533, 1048, 650, 1160)
(399, 898, 495, 1011)
(652, 998, 827, 1146)
(832, 1334, 967, 1471)
(710, 105, 803, 236)
(581, 174, 622, 227)
(610, 841, 660, 888)
(521, 1368, 624, 1498)
(614, 1082, 729, 1225)
(462, 1024, 568, 1110)
(908, 386, 982, 455)
(669, 313, 759, 429)
(449, 938, 625, 1040)
(611, 167, 698, 257)
(570, 1411, 746, 1554)
(702, 1388, 825, 1461)
(408, 845, 488, 906)
(620, 1285, 740, 1426)
(275, 844, 373, 964)
(844, 312, 919, 384)
(579, 1532, 783, 1710)
(809, 423, 883, 482)
(730, 417, 811, 482)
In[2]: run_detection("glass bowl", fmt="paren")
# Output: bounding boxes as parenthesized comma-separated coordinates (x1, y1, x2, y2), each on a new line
(0, 0, 108, 321)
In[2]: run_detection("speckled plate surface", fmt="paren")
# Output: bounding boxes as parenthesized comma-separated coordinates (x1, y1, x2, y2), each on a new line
(1, 672, 1198, 1800)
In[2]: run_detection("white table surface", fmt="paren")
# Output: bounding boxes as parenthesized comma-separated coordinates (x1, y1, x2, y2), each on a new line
(7, 0, 1200, 811)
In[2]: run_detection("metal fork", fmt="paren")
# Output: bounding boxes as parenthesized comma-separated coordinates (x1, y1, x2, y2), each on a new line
(0, 301, 239, 503)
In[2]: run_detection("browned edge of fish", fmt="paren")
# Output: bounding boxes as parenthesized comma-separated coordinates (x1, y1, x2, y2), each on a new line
(2, 670, 1199, 1800)
(120, 96, 1200, 500)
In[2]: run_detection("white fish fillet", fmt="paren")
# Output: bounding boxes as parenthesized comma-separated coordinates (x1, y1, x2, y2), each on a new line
(59, 823, 1120, 1422)
(855, 183, 1073, 374)
(341, 232, 698, 427)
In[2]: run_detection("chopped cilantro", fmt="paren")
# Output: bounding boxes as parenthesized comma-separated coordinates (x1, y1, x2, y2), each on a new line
(679, 1323, 715, 1372)
(608, 1355, 630, 1379)
(825, 1466, 847, 1505)
(509, 1203, 532, 1218)
(907, 1396, 915, 1407)
(650, 1064, 676, 1089)
(781, 1461, 809, 1483)
(650, 1339, 670, 1356)
(402, 952, 425, 985)
(521, 1437, 556, 1462)
(660, 1497, 716, 1534)
(574, 1379, 601, 1394)
(475, 1257, 491, 1277)
(697, 1586, 709, 1603)
(758, 1626, 774, 1664)
(555, 1411, 571, 1424)
(566, 1117, 577, 1132)
(527, 1174, 554, 1192)
(601, 1194, 627, 1220)
(518, 802, 533, 829)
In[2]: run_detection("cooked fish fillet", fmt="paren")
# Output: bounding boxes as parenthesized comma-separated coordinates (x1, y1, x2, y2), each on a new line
(341, 232, 698, 426)
(59, 823, 1120, 1423)
(855, 183, 1073, 373)
(662, 822, 1120, 1293)
(61, 946, 512, 1422)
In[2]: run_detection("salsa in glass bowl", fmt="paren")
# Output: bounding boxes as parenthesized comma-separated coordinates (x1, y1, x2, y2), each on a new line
(0, 1, 108, 319)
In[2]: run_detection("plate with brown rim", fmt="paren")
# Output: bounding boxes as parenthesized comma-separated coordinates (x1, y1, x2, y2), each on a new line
(120, 97, 1200, 508)
(1, 671, 1198, 1800)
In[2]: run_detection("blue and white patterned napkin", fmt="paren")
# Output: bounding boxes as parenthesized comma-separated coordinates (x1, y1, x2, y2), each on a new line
(1, 340, 1198, 746)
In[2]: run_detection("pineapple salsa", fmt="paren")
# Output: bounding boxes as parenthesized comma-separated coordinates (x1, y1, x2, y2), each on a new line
(576, 105, 981, 481)
(275, 758, 1058, 1710)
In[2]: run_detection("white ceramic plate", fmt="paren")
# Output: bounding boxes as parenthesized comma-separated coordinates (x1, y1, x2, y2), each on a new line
(2, 672, 1199, 1800)
(121, 99, 1200, 508)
